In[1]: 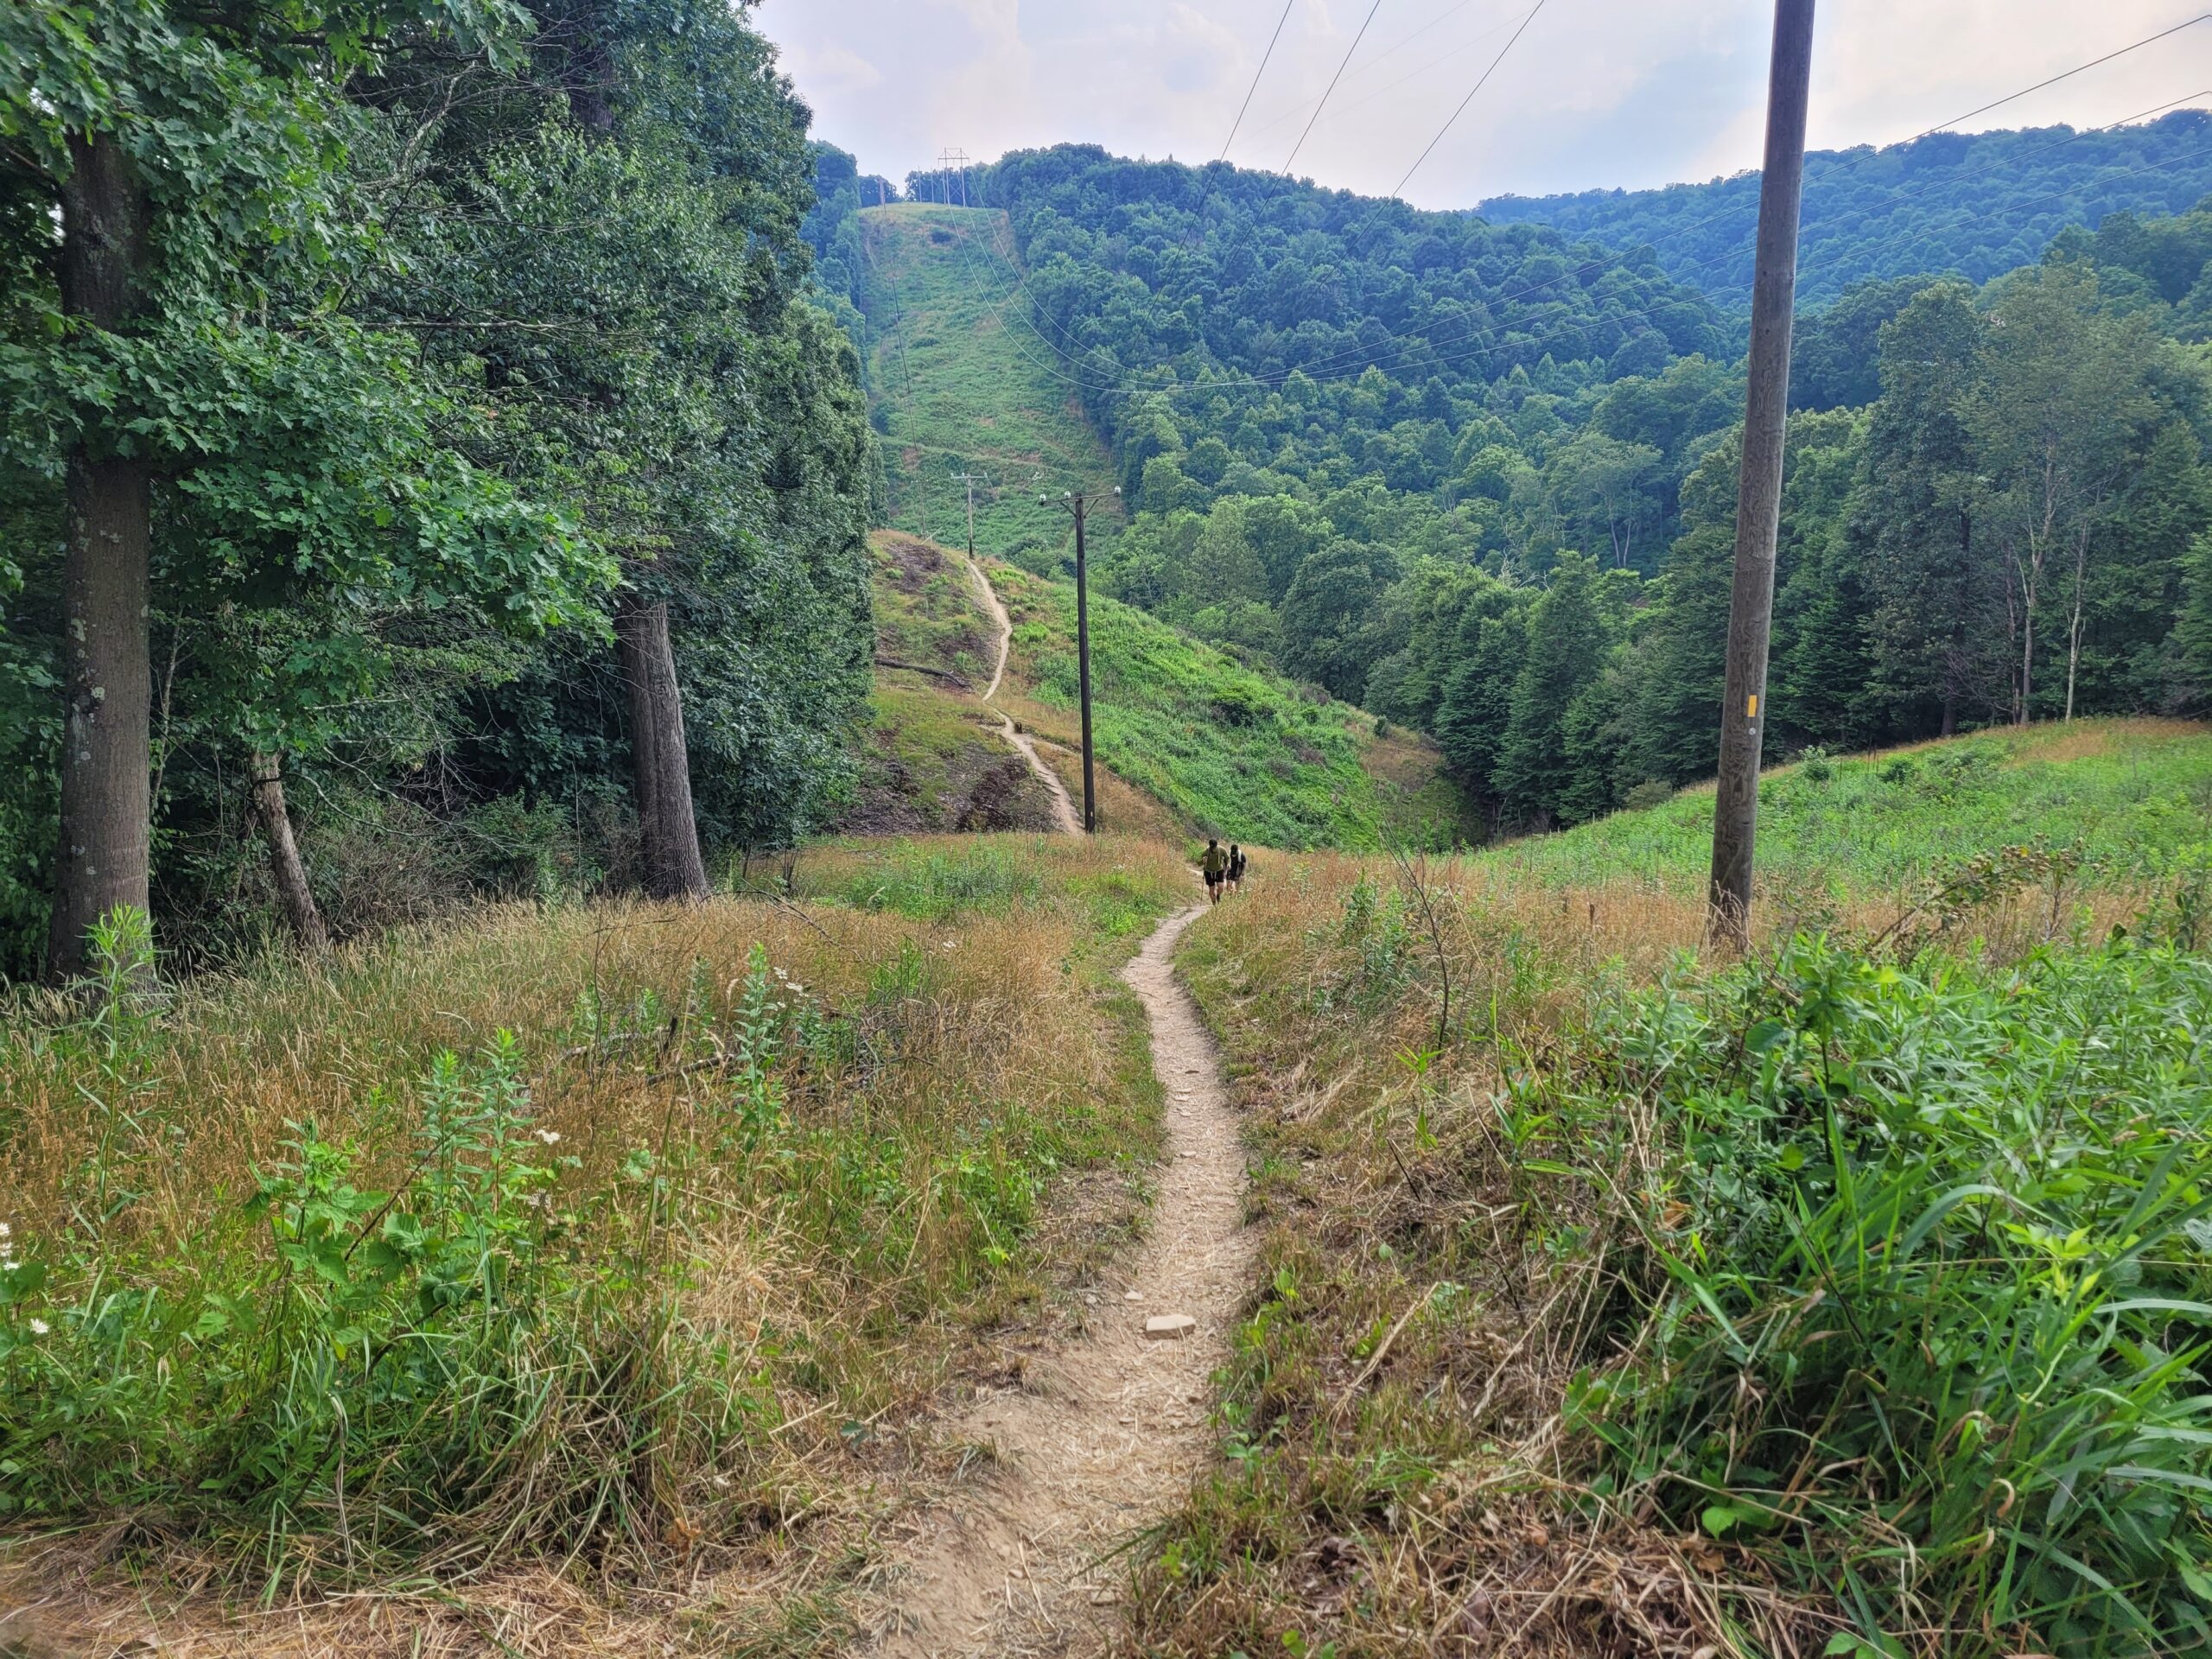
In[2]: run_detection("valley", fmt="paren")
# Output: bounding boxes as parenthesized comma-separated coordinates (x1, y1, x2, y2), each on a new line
(9, 6, 2212, 1655)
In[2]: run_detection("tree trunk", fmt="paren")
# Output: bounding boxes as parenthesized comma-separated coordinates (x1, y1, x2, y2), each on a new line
(2063, 521, 2089, 722)
(617, 595, 710, 900)
(48, 132, 154, 982)
(250, 752, 329, 952)
(1939, 510, 1970, 738)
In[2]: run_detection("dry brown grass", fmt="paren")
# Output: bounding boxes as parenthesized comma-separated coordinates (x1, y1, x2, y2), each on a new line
(0, 845, 1188, 1656)
(1127, 847, 2181, 1657)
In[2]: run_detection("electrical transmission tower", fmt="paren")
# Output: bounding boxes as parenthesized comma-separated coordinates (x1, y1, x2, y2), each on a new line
(935, 148, 971, 207)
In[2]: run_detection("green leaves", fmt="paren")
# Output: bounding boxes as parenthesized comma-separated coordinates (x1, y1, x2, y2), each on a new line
(1564, 934, 2212, 1651)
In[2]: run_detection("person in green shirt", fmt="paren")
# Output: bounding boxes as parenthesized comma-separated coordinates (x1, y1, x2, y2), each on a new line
(1199, 838, 1230, 903)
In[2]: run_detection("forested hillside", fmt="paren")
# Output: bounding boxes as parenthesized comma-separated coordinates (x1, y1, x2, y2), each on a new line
(0, 0, 874, 984)
(974, 143, 2212, 834)
(1478, 109, 2212, 309)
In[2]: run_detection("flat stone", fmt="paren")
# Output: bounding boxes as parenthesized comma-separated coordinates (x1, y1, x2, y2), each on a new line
(1124, 1289, 1144, 1301)
(1145, 1314, 1198, 1341)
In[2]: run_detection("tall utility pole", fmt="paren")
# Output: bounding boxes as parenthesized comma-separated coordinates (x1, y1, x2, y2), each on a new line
(1041, 486, 1121, 833)
(951, 468, 988, 559)
(1708, 0, 1815, 950)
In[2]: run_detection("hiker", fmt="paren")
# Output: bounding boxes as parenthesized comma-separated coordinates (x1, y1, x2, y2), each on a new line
(1199, 837, 1230, 903)
(1228, 844, 1247, 893)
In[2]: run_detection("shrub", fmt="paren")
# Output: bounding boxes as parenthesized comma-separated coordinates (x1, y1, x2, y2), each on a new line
(1548, 935, 2212, 1653)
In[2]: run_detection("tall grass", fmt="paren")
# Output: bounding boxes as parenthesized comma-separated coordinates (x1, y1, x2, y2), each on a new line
(0, 834, 1187, 1645)
(1490, 719, 2212, 898)
(1552, 936, 2212, 1653)
(859, 204, 1126, 563)
(1139, 846, 2212, 1657)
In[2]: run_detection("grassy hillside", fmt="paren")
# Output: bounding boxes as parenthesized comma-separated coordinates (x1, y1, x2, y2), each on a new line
(1486, 717, 2212, 899)
(982, 556, 1475, 850)
(0, 839, 1192, 1648)
(858, 203, 1124, 567)
(1134, 721, 2212, 1656)
(848, 531, 1061, 834)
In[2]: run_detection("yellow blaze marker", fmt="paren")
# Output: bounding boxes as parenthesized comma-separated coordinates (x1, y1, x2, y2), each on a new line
(1747, 694, 1759, 719)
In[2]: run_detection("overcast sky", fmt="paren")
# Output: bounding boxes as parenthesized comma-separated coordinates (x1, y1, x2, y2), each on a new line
(753, 1, 2211, 209)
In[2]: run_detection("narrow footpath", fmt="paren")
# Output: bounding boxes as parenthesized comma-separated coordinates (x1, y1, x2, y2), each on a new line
(863, 906, 1252, 1656)
(961, 552, 1084, 836)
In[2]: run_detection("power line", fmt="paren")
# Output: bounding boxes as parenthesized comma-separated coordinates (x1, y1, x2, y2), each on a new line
(1394, 0, 1552, 196)
(1221, 0, 1300, 159)
(1240, 0, 1524, 149)
(970, 124, 2212, 404)
(902, 35, 2212, 404)
(1906, 13, 2211, 143)
(1284, 0, 1384, 174)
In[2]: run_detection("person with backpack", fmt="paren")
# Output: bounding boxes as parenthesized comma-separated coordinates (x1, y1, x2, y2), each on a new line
(1199, 838, 1230, 903)
(1228, 844, 1247, 893)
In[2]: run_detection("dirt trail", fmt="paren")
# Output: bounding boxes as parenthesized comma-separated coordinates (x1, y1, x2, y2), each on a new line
(863, 906, 1250, 1656)
(962, 553, 1083, 836)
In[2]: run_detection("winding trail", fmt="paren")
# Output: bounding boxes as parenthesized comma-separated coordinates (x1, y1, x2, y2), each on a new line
(864, 907, 1251, 1656)
(961, 552, 1083, 836)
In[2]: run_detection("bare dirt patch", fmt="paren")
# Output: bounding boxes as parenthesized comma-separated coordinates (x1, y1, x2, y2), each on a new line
(961, 554, 1082, 836)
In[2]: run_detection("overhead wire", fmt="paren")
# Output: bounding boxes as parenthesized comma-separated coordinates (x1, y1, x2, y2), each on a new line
(1394, 0, 1552, 195)
(1221, 0, 1300, 159)
(1234, 0, 1497, 146)
(944, 111, 2212, 404)
(902, 27, 2212, 404)
(1240, 3, 1529, 148)
(1283, 0, 1386, 174)
(1905, 13, 2211, 143)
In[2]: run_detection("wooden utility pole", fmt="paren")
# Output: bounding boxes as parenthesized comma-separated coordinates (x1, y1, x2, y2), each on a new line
(1708, 0, 1815, 949)
(952, 469, 988, 560)
(1042, 486, 1121, 832)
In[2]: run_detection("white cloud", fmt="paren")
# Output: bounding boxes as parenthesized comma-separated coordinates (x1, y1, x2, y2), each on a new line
(785, 40, 883, 98)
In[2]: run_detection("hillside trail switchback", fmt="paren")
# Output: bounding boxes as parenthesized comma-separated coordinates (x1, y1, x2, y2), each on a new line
(961, 553, 1083, 836)
(861, 906, 1252, 1656)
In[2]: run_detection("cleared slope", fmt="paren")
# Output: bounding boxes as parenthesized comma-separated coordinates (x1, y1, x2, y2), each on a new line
(847, 531, 1062, 835)
(982, 556, 1476, 851)
(858, 203, 1125, 565)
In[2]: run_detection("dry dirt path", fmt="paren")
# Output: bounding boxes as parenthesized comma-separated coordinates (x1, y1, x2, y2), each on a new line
(961, 552, 1083, 836)
(861, 906, 1251, 1656)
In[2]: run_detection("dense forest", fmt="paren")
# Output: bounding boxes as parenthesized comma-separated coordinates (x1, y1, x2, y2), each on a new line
(1479, 110, 2212, 309)
(0, 0, 874, 982)
(969, 144, 2212, 832)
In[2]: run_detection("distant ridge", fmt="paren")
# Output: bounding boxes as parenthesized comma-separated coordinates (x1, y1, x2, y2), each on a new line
(1475, 109, 2212, 308)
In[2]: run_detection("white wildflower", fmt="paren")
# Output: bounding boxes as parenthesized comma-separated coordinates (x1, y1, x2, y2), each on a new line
(27, 1319, 48, 1337)
(0, 1221, 12, 1237)
(537, 1128, 562, 1145)
(788, 983, 806, 996)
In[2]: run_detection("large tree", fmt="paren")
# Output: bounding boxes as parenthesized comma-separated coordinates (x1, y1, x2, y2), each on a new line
(1966, 264, 2161, 724)
(1492, 552, 1608, 828)
(2, 0, 600, 977)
